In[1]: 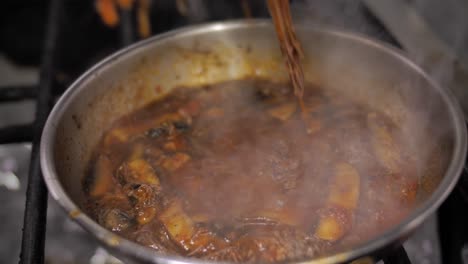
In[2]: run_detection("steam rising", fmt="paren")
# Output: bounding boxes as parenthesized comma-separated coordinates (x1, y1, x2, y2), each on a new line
(170, 77, 445, 251)
(287, 0, 454, 178)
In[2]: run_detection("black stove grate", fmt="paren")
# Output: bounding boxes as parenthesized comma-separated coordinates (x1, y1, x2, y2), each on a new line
(3, 1, 465, 264)
(15, 1, 135, 263)
(18, 0, 63, 263)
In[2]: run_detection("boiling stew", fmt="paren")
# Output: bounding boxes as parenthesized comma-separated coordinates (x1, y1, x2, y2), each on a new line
(84, 79, 420, 263)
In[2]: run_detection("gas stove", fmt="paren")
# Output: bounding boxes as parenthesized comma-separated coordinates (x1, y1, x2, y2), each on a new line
(1, 1, 467, 263)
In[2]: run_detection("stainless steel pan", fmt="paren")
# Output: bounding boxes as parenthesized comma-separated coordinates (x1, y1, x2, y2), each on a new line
(40, 20, 467, 263)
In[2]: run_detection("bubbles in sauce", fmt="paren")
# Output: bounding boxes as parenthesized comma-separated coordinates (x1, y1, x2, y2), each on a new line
(84, 79, 421, 263)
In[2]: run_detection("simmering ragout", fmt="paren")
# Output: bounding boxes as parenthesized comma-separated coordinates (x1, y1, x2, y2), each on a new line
(84, 79, 419, 263)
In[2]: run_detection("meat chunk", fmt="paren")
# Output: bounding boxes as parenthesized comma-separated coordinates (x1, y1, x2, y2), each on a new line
(328, 163, 360, 210)
(126, 184, 159, 225)
(159, 199, 196, 251)
(315, 162, 360, 242)
(105, 113, 187, 146)
(315, 208, 351, 242)
(128, 143, 145, 161)
(250, 208, 301, 226)
(163, 136, 188, 152)
(89, 155, 114, 197)
(268, 103, 297, 121)
(161, 153, 191, 172)
(187, 228, 228, 257)
(368, 113, 402, 173)
(148, 113, 190, 138)
(95, 194, 134, 233)
(116, 159, 162, 225)
(103, 127, 129, 146)
(117, 159, 161, 189)
(159, 199, 227, 253)
(134, 222, 180, 253)
(100, 208, 133, 232)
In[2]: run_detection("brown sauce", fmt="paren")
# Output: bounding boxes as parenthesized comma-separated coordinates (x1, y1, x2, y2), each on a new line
(84, 79, 419, 262)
